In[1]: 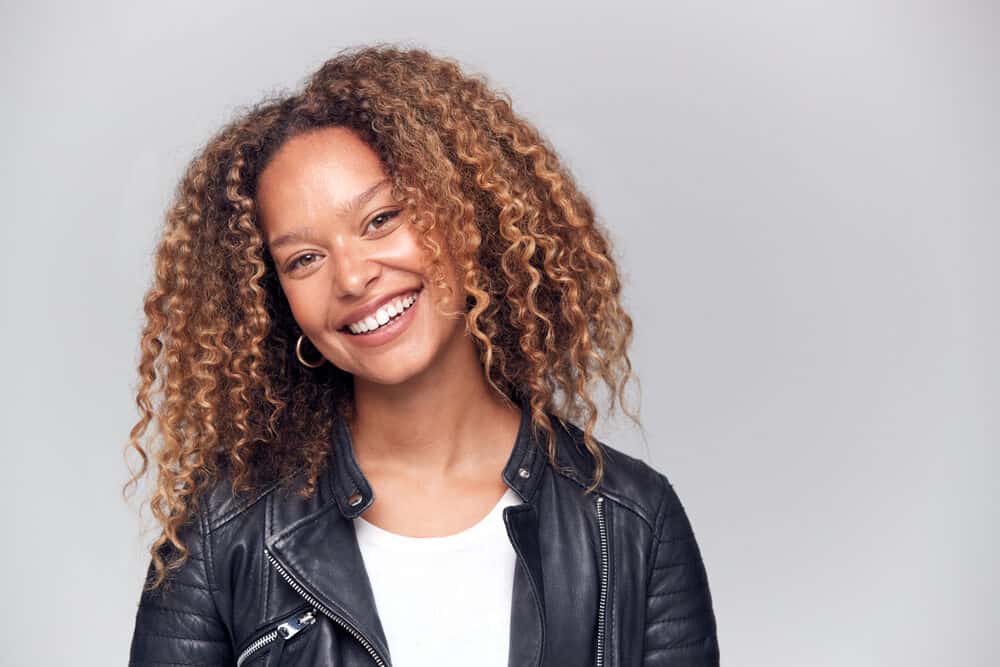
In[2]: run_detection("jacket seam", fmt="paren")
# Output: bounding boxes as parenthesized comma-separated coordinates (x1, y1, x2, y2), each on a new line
(551, 464, 658, 533)
(139, 603, 223, 622)
(269, 494, 342, 545)
(650, 473, 672, 545)
(647, 579, 710, 600)
(549, 424, 662, 530)
(645, 636, 716, 652)
(263, 492, 272, 619)
(640, 473, 672, 658)
(208, 480, 282, 532)
(130, 661, 219, 667)
(132, 629, 228, 644)
(159, 580, 213, 594)
(198, 507, 231, 651)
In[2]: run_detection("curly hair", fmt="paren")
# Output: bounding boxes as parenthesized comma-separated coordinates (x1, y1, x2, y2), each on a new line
(123, 44, 641, 590)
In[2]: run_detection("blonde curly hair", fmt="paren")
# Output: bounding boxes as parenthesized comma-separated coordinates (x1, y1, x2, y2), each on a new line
(124, 44, 640, 590)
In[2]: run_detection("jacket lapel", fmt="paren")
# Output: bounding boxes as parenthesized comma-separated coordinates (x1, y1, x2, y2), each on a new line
(504, 502, 547, 666)
(265, 498, 393, 665)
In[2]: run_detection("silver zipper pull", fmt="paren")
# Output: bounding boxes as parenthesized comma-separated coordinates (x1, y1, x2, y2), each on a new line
(277, 610, 317, 640)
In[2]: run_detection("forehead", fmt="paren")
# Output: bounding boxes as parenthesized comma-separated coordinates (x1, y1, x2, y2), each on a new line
(256, 127, 387, 230)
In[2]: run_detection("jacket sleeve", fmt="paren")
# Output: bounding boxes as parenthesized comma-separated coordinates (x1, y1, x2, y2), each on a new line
(643, 473, 720, 666)
(128, 510, 234, 666)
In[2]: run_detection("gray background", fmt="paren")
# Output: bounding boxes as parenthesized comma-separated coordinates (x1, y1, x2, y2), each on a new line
(2, 0, 996, 665)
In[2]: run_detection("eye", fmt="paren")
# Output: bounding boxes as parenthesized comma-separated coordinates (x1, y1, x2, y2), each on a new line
(288, 252, 320, 272)
(365, 209, 403, 235)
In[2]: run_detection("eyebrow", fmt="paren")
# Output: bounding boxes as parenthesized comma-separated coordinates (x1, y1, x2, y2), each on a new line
(267, 178, 391, 251)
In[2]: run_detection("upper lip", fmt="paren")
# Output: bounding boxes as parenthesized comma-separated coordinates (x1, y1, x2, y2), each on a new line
(336, 287, 422, 330)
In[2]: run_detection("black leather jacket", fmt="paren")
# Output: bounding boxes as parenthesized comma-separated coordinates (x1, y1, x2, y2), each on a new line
(128, 401, 720, 666)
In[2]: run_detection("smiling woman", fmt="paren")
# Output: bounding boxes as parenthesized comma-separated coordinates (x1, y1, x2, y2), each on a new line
(124, 45, 719, 666)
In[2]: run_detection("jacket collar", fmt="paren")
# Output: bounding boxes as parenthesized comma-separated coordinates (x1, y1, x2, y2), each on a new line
(264, 394, 550, 667)
(327, 393, 549, 518)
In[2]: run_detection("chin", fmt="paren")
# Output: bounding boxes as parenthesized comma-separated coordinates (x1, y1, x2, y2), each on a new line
(360, 334, 469, 389)
(342, 345, 438, 387)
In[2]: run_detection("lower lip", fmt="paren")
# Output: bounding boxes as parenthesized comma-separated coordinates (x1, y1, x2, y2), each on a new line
(338, 289, 422, 348)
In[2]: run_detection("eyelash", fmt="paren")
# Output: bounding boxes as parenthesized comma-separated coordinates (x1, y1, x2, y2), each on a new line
(288, 253, 319, 272)
(366, 209, 402, 233)
(285, 209, 403, 273)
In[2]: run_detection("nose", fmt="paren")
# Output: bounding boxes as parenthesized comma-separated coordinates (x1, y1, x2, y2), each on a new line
(329, 236, 380, 297)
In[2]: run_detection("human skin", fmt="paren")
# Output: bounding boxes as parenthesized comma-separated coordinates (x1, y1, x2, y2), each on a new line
(256, 126, 521, 536)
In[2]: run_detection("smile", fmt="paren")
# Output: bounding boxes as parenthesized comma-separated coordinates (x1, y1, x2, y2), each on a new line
(344, 289, 420, 334)
(338, 287, 423, 347)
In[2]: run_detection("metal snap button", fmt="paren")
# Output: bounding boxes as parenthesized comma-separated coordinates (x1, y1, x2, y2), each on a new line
(347, 492, 364, 506)
(518, 467, 531, 479)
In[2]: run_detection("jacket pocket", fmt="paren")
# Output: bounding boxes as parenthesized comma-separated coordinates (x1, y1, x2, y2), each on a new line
(236, 607, 318, 667)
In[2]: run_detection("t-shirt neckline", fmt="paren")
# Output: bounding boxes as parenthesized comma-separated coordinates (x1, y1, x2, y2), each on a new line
(353, 487, 521, 552)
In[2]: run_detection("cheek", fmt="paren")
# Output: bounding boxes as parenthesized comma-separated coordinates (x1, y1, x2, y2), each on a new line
(278, 275, 327, 330)
(382, 224, 433, 271)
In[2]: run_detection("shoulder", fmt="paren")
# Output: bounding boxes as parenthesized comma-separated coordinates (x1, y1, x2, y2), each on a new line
(194, 465, 285, 534)
(549, 415, 679, 533)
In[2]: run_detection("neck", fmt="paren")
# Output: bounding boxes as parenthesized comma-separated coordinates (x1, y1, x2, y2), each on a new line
(348, 333, 521, 481)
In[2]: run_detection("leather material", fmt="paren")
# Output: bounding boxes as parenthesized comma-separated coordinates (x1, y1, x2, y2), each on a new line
(128, 398, 720, 666)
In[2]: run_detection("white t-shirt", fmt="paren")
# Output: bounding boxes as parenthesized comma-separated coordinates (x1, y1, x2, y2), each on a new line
(353, 487, 522, 665)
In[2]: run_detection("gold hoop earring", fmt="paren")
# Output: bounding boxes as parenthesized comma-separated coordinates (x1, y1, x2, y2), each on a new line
(295, 334, 326, 368)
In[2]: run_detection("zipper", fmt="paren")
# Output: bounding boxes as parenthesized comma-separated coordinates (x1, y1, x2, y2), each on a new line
(264, 548, 389, 667)
(595, 495, 609, 667)
(235, 609, 317, 667)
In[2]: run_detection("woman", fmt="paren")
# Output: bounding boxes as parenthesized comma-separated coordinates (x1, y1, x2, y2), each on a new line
(125, 45, 720, 666)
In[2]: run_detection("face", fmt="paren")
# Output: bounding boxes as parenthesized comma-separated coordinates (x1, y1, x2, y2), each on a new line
(256, 126, 467, 386)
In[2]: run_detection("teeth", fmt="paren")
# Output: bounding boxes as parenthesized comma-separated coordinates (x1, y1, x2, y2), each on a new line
(347, 292, 418, 334)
